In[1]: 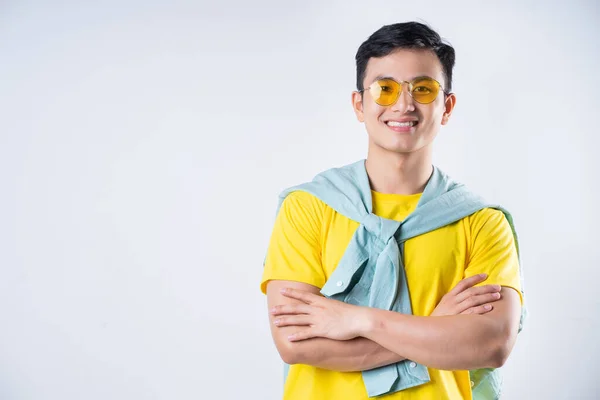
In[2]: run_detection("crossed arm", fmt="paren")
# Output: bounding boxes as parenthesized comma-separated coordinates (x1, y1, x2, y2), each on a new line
(266, 276, 521, 372)
(267, 280, 404, 372)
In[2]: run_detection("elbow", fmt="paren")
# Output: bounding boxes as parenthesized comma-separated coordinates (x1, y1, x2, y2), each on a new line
(488, 344, 511, 368)
(279, 348, 300, 365)
(486, 331, 517, 368)
(275, 340, 303, 365)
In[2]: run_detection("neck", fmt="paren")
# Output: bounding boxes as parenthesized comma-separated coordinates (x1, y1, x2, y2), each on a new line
(365, 145, 433, 195)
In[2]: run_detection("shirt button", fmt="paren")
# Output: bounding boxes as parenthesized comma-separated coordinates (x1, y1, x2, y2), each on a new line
(470, 381, 475, 388)
(336, 281, 343, 287)
(409, 362, 417, 368)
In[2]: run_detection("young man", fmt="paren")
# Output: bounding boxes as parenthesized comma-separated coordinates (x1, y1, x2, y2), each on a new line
(261, 22, 523, 400)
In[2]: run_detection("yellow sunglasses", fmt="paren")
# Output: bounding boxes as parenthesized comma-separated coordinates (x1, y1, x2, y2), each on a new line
(359, 76, 448, 105)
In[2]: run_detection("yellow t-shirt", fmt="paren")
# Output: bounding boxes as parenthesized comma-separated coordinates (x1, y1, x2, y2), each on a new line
(261, 190, 522, 400)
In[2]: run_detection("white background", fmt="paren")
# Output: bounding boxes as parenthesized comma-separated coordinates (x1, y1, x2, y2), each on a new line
(1, 1, 599, 399)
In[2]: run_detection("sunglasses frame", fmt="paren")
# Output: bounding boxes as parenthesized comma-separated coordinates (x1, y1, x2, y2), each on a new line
(358, 77, 450, 105)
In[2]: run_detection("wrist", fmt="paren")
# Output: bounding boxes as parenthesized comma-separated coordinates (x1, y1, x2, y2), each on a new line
(355, 306, 376, 337)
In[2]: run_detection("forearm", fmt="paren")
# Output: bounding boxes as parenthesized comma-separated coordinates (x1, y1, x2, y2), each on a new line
(267, 280, 406, 371)
(361, 310, 515, 370)
(277, 332, 405, 371)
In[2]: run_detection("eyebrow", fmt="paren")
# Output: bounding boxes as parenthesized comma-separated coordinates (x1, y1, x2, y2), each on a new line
(369, 75, 434, 85)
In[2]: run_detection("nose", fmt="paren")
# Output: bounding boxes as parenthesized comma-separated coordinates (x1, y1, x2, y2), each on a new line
(391, 82, 415, 113)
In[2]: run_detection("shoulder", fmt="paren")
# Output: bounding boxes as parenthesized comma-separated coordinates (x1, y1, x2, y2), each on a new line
(469, 208, 507, 226)
(276, 190, 329, 234)
(280, 190, 326, 216)
(466, 207, 514, 244)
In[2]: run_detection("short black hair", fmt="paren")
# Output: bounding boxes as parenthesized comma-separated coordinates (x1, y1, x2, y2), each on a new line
(355, 22, 455, 92)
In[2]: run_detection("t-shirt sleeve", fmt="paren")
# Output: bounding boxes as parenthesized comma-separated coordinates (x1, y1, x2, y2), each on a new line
(260, 191, 327, 294)
(465, 208, 523, 305)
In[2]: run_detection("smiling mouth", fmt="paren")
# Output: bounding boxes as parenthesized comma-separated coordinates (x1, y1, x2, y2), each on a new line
(386, 121, 418, 127)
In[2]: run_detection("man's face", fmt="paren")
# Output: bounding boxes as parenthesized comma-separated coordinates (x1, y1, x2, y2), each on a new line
(352, 49, 456, 155)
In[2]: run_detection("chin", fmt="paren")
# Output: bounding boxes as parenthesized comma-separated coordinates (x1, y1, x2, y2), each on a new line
(388, 147, 419, 154)
(376, 140, 420, 154)
(373, 132, 436, 155)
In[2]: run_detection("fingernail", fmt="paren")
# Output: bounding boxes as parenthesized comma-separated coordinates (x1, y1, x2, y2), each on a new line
(493, 293, 501, 298)
(273, 319, 280, 326)
(484, 305, 492, 310)
(493, 285, 501, 290)
(270, 308, 277, 314)
(479, 273, 488, 278)
(280, 288, 287, 294)
(287, 334, 296, 341)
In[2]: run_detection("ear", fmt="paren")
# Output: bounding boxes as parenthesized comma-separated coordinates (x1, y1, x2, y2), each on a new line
(441, 93, 457, 125)
(352, 91, 365, 122)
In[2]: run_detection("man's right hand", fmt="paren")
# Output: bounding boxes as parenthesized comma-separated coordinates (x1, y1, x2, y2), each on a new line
(431, 273, 502, 316)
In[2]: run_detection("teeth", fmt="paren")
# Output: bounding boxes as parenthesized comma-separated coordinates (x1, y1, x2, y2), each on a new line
(387, 121, 416, 127)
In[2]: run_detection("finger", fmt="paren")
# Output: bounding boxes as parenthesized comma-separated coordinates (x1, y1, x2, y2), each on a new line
(280, 288, 318, 304)
(273, 315, 312, 327)
(461, 304, 494, 315)
(270, 304, 312, 316)
(448, 274, 488, 296)
(457, 292, 502, 312)
(455, 284, 501, 303)
(288, 329, 317, 342)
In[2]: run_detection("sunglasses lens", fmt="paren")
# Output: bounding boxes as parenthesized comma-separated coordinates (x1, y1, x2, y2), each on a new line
(370, 79, 400, 106)
(411, 78, 440, 104)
